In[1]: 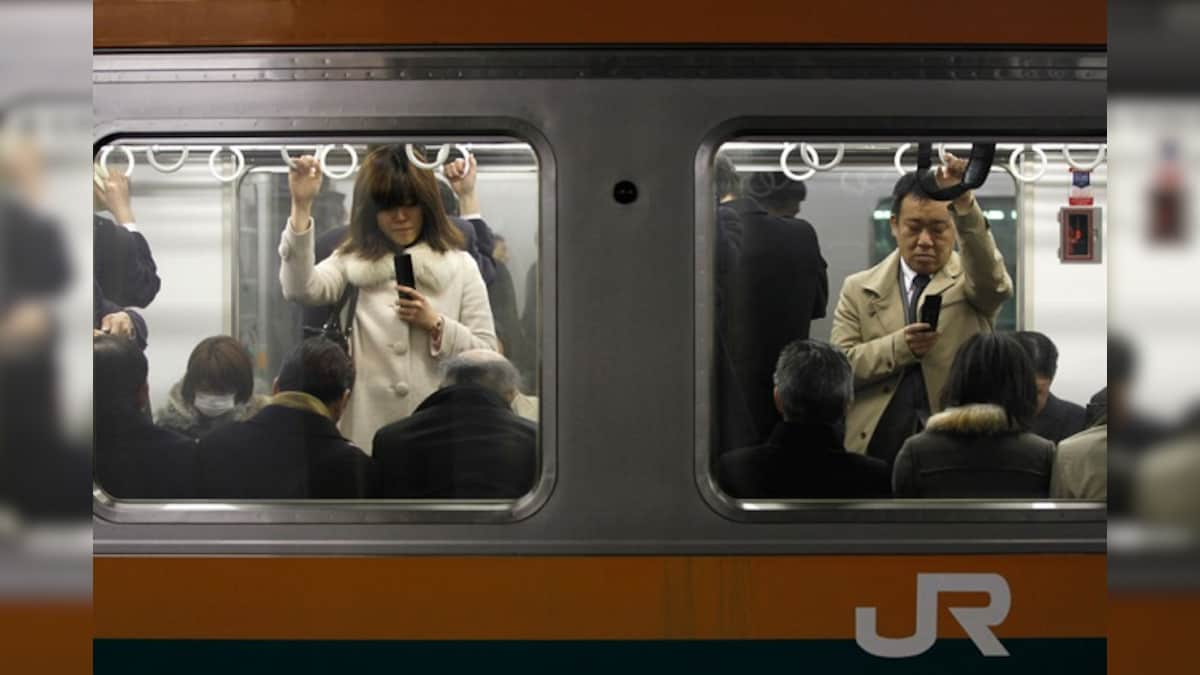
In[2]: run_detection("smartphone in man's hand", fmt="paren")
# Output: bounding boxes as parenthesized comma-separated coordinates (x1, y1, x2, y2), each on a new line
(920, 294, 943, 331)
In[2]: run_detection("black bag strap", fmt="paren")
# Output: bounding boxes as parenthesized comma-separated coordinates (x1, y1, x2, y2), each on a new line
(322, 283, 359, 343)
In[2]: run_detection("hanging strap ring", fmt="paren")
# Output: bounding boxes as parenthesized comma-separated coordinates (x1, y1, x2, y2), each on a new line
(99, 145, 135, 178)
(937, 143, 954, 165)
(405, 143, 451, 170)
(894, 143, 917, 176)
(208, 146, 246, 183)
(801, 143, 845, 171)
(446, 143, 473, 168)
(779, 143, 818, 181)
(279, 145, 304, 169)
(1062, 144, 1107, 172)
(145, 145, 189, 173)
(318, 144, 359, 180)
(1008, 145, 1048, 183)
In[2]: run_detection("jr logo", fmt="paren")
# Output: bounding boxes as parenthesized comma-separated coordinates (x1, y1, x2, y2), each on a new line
(854, 573, 1011, 658)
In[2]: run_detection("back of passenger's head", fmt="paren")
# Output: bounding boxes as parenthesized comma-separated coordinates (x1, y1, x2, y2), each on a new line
(714, 154, 741, 201)
(1012, 330, 1060, 380)
(275, 337, 355, 405)
(941, 332, 1038, 431)
(181, 336, 255, 405)
(441, 349, 521, 402)
(890, 171, 940, 220)
(746, 171, 807, 215)
(772, 340, 853, 425)
(94, 334, 148, 416)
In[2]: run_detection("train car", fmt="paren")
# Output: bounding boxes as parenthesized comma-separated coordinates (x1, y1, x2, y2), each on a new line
(92, 1, 1107, 672)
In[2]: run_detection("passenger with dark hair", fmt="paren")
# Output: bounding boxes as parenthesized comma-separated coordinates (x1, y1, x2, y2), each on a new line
(1012, 330, 1086, 443)
(373, 350, 536, 498)
(155, 336, 269, 440)
(718, 340, 891, 498)
(280, 145, 498, 451)
(744, 171, 808, 218)
(195, 337, 373, 498)
(892, 333, 1054, 498)
(833, 155, 1013, 467)
(721, 168, 828, 452)
(93, 334, 197, 499)
(301, 152, 498, 335)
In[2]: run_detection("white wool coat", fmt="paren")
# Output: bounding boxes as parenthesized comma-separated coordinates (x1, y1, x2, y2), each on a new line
(279, 224, 498, 452)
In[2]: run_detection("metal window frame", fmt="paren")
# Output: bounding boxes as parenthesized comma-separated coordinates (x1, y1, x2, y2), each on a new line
(91, 119, 557, 524)
(693, 118, 1108, 524)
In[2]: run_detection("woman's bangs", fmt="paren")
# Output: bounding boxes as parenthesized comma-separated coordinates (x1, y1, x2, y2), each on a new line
(365, 162, 419, 211)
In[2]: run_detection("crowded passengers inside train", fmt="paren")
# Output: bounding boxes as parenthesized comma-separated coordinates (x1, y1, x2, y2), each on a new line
(90, 139, 1109, 503)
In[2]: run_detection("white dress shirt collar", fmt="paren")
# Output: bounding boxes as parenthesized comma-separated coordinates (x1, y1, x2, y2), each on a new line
(899, 255, 919, 300)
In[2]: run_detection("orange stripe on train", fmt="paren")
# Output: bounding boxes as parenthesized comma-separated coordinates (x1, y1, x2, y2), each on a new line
(95, 555, 1104, 640)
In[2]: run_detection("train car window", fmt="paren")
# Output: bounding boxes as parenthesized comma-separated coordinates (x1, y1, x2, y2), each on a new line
(703, 140, 1107, 514)
(92, 138, 547, 516)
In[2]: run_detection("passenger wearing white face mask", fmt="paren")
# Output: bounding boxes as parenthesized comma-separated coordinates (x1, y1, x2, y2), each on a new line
(156, 336, 268, 441)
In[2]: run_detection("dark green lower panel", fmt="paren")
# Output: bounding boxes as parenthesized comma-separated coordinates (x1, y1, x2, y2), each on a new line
(94, 638, 1105, 674)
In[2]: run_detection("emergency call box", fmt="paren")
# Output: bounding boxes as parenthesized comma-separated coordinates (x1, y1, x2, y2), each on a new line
(1059, 206, 1102, 263)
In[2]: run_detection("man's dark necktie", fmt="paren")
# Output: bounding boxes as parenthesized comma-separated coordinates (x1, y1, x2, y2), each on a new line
(909, 273, 931, 323)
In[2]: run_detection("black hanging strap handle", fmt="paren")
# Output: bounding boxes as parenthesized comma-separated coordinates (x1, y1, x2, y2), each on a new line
(915, 142, 996, 201)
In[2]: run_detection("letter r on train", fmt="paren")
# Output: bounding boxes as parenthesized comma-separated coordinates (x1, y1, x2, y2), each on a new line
(855, 573, 1011, 658)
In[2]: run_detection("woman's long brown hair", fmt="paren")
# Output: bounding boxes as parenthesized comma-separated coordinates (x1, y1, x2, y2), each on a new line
(338, 145, 464, 260)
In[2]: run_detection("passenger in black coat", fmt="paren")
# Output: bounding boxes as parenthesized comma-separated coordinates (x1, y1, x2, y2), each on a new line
(93, 169, 159, 347)
(195, 337, 373, 499)
(487, 234, 529, 373)
(94, 280, 148, 349)
(2, 194, 88, 515)
(718, 339, 890, 499)
(93, 334, 198, 499)
(1032, 393, 1087, 444)
(713, 155, 749, 453)
(723, 178, 828, 451)
(373, 350, 536, 498)
(1012, 331, 1086, 443)
(94, 214, 160, 309)
(893, 333, 1054, 498)
(93, 167, 161, 309)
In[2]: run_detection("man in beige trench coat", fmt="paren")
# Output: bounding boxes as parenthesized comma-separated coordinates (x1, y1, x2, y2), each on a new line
(831, 155, 1013, 463)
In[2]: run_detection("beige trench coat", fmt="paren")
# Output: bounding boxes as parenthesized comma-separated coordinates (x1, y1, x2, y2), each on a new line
(831, 202, 1013, 454)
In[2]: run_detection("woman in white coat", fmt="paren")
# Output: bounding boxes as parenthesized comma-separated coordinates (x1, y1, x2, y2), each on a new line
(279, 145, 498, 451)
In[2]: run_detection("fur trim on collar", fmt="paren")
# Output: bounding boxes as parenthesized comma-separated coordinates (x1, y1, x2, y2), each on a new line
(154, 381, 266, 434)
(340, 241, 455, 293)
(925, 403, 1016, 435)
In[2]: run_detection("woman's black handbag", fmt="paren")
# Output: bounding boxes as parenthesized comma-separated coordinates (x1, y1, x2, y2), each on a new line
(304, 285, 359, 356)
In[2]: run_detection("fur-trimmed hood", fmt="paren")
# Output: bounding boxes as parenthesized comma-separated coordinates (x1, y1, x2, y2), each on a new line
(924, 403, 1020, 435)
(337, 241, 457, 292)
(154, 381, 268, 440)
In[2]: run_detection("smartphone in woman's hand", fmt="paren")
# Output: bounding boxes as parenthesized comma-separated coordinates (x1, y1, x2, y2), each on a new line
(394, 253, 416, 298)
